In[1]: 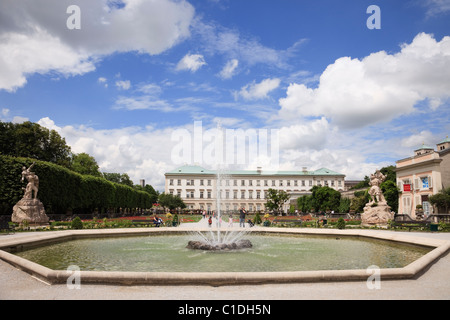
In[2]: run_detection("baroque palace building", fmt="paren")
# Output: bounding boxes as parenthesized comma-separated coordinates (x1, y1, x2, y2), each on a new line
(396, 136, 450, 218)
(164, 165, 345, 213)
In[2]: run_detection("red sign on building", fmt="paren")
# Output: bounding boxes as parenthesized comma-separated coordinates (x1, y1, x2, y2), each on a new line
(403, 184, 411, 192)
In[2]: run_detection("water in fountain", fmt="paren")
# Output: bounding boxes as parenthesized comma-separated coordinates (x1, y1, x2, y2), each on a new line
(186, 152, 253, 250)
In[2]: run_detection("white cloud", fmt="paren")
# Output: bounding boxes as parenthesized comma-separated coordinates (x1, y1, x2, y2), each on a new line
(97, 77, 108, 88)
(1, 108, 9, 119)
(12, 116, 29, 123)
(424, 0, 450, 17)
(400, 130, 436, 148)
(218, 59, 239, 79)
(193, 20, 303, 69)
(137, 83, 162, 95)
(278, 117, 330, 151)
(1, 108, 29, 123)
(114, 95, 173, 112)
(0, 0, 195, 91)
(238, 78, 281, 100)
(278, 33, 450, 129)
(115, 80, 131, 90)
(37, 117, 62, 132)
(0, 26, 96, 92)
(37, 117, 180, 190)
(176, 53, 207, 72)
(34, 114, 409, 190)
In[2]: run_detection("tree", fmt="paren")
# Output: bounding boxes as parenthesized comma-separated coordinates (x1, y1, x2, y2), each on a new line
(310, 186, 341, 212)
(430, 187, 450, 213)
(265, 188, 290, 215)
(380, 165, 396, 184)
(338, 197, 351, 213)
(102, 172, 134, 187)
(158, 193, 186, 212)
(350, 192, 369, 213)
(71, 153, 101, 176)
(134, 183, 159, 205)
(297, 195, 312, 213)
(350, 176, 370, 189)
(0, 121, 72, 167)
(380, 180, 399, 213)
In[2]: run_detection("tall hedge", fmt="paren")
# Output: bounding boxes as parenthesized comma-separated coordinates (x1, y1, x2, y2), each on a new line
(0, 155, 152, 215)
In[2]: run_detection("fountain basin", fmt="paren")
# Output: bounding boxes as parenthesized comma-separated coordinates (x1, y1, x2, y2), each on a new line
(0, 228, 449, 286)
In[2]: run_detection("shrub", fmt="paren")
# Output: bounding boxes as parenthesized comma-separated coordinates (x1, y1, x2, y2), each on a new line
(253, 212, 262, 225)
(336, 217, 346, 230)
(71, 216, 83, 229)
(0, 155, 153, 215)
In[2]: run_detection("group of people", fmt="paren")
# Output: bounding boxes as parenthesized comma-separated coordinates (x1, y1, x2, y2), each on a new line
(202, 207, 253, 228)
(152, 208, 256, 228)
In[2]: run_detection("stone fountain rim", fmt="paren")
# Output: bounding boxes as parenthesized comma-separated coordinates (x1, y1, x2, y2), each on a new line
(0, 227, 449, 286)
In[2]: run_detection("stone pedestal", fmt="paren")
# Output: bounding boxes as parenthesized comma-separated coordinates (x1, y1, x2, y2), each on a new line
(12, 198, 49, 225)
(361, 202, 393, 227)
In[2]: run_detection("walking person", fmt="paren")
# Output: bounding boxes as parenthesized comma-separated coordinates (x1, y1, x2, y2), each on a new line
(239, 207, 246, 227)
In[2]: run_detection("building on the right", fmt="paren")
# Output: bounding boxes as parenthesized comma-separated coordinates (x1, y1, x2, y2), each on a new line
(396, 136, 450, 218)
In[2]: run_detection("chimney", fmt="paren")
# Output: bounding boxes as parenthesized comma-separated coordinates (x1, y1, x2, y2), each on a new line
(257, 167, 262, 174)
(302, 167, 307, 173)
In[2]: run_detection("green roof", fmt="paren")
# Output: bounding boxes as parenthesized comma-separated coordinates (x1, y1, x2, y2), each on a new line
(438, 136, 450, 144)
(312, 168, 344, 175)
(414, 143, 434, 151)
(165, 165, 344, 176)
(166, 165, 215, 175)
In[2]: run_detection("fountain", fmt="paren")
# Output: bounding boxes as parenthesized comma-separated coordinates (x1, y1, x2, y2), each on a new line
(186, 167, 253, 251)
(186, 124, 253, 251)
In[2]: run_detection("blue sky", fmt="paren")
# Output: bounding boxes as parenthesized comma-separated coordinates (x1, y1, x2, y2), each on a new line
(1, 0, 450, 190)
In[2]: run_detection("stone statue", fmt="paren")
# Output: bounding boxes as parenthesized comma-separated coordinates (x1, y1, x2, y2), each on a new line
(21, 162, 39, 199)
(12, 162, 49, 226)
(367, 169, 386, 205)
(361, 169, 393, 227)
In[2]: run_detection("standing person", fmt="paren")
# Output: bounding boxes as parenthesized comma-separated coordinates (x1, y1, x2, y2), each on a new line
(228, 213, 233, 227)
(239, 207, 246, 227)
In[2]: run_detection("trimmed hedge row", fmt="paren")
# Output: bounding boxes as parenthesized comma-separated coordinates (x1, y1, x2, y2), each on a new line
(0, 155, 153, 215)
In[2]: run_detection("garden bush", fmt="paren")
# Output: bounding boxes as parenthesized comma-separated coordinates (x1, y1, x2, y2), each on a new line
(253, 212, 262, 225)
(336, 217, 346, 230)
(71, 216, 83, 229)
(0, 155, 153, 215)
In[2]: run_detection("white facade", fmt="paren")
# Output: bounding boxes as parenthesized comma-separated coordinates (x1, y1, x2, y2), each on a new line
(165, 165, 345, 213)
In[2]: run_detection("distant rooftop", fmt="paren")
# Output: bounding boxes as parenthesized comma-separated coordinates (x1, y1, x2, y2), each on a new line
(438, 136, 450, 144)
(414, 143, 434, 151)
(166, 165, 345, 177)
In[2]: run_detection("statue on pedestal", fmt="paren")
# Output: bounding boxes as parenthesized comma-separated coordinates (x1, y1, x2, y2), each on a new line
(21, 162, 39, 199)
(12, 162, 49, 225)
(361, 169, 394, 227)
(367, 170, 387, 205)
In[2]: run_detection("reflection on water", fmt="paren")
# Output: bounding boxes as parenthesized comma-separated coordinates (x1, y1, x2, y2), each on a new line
(15, 234, 431, 272)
